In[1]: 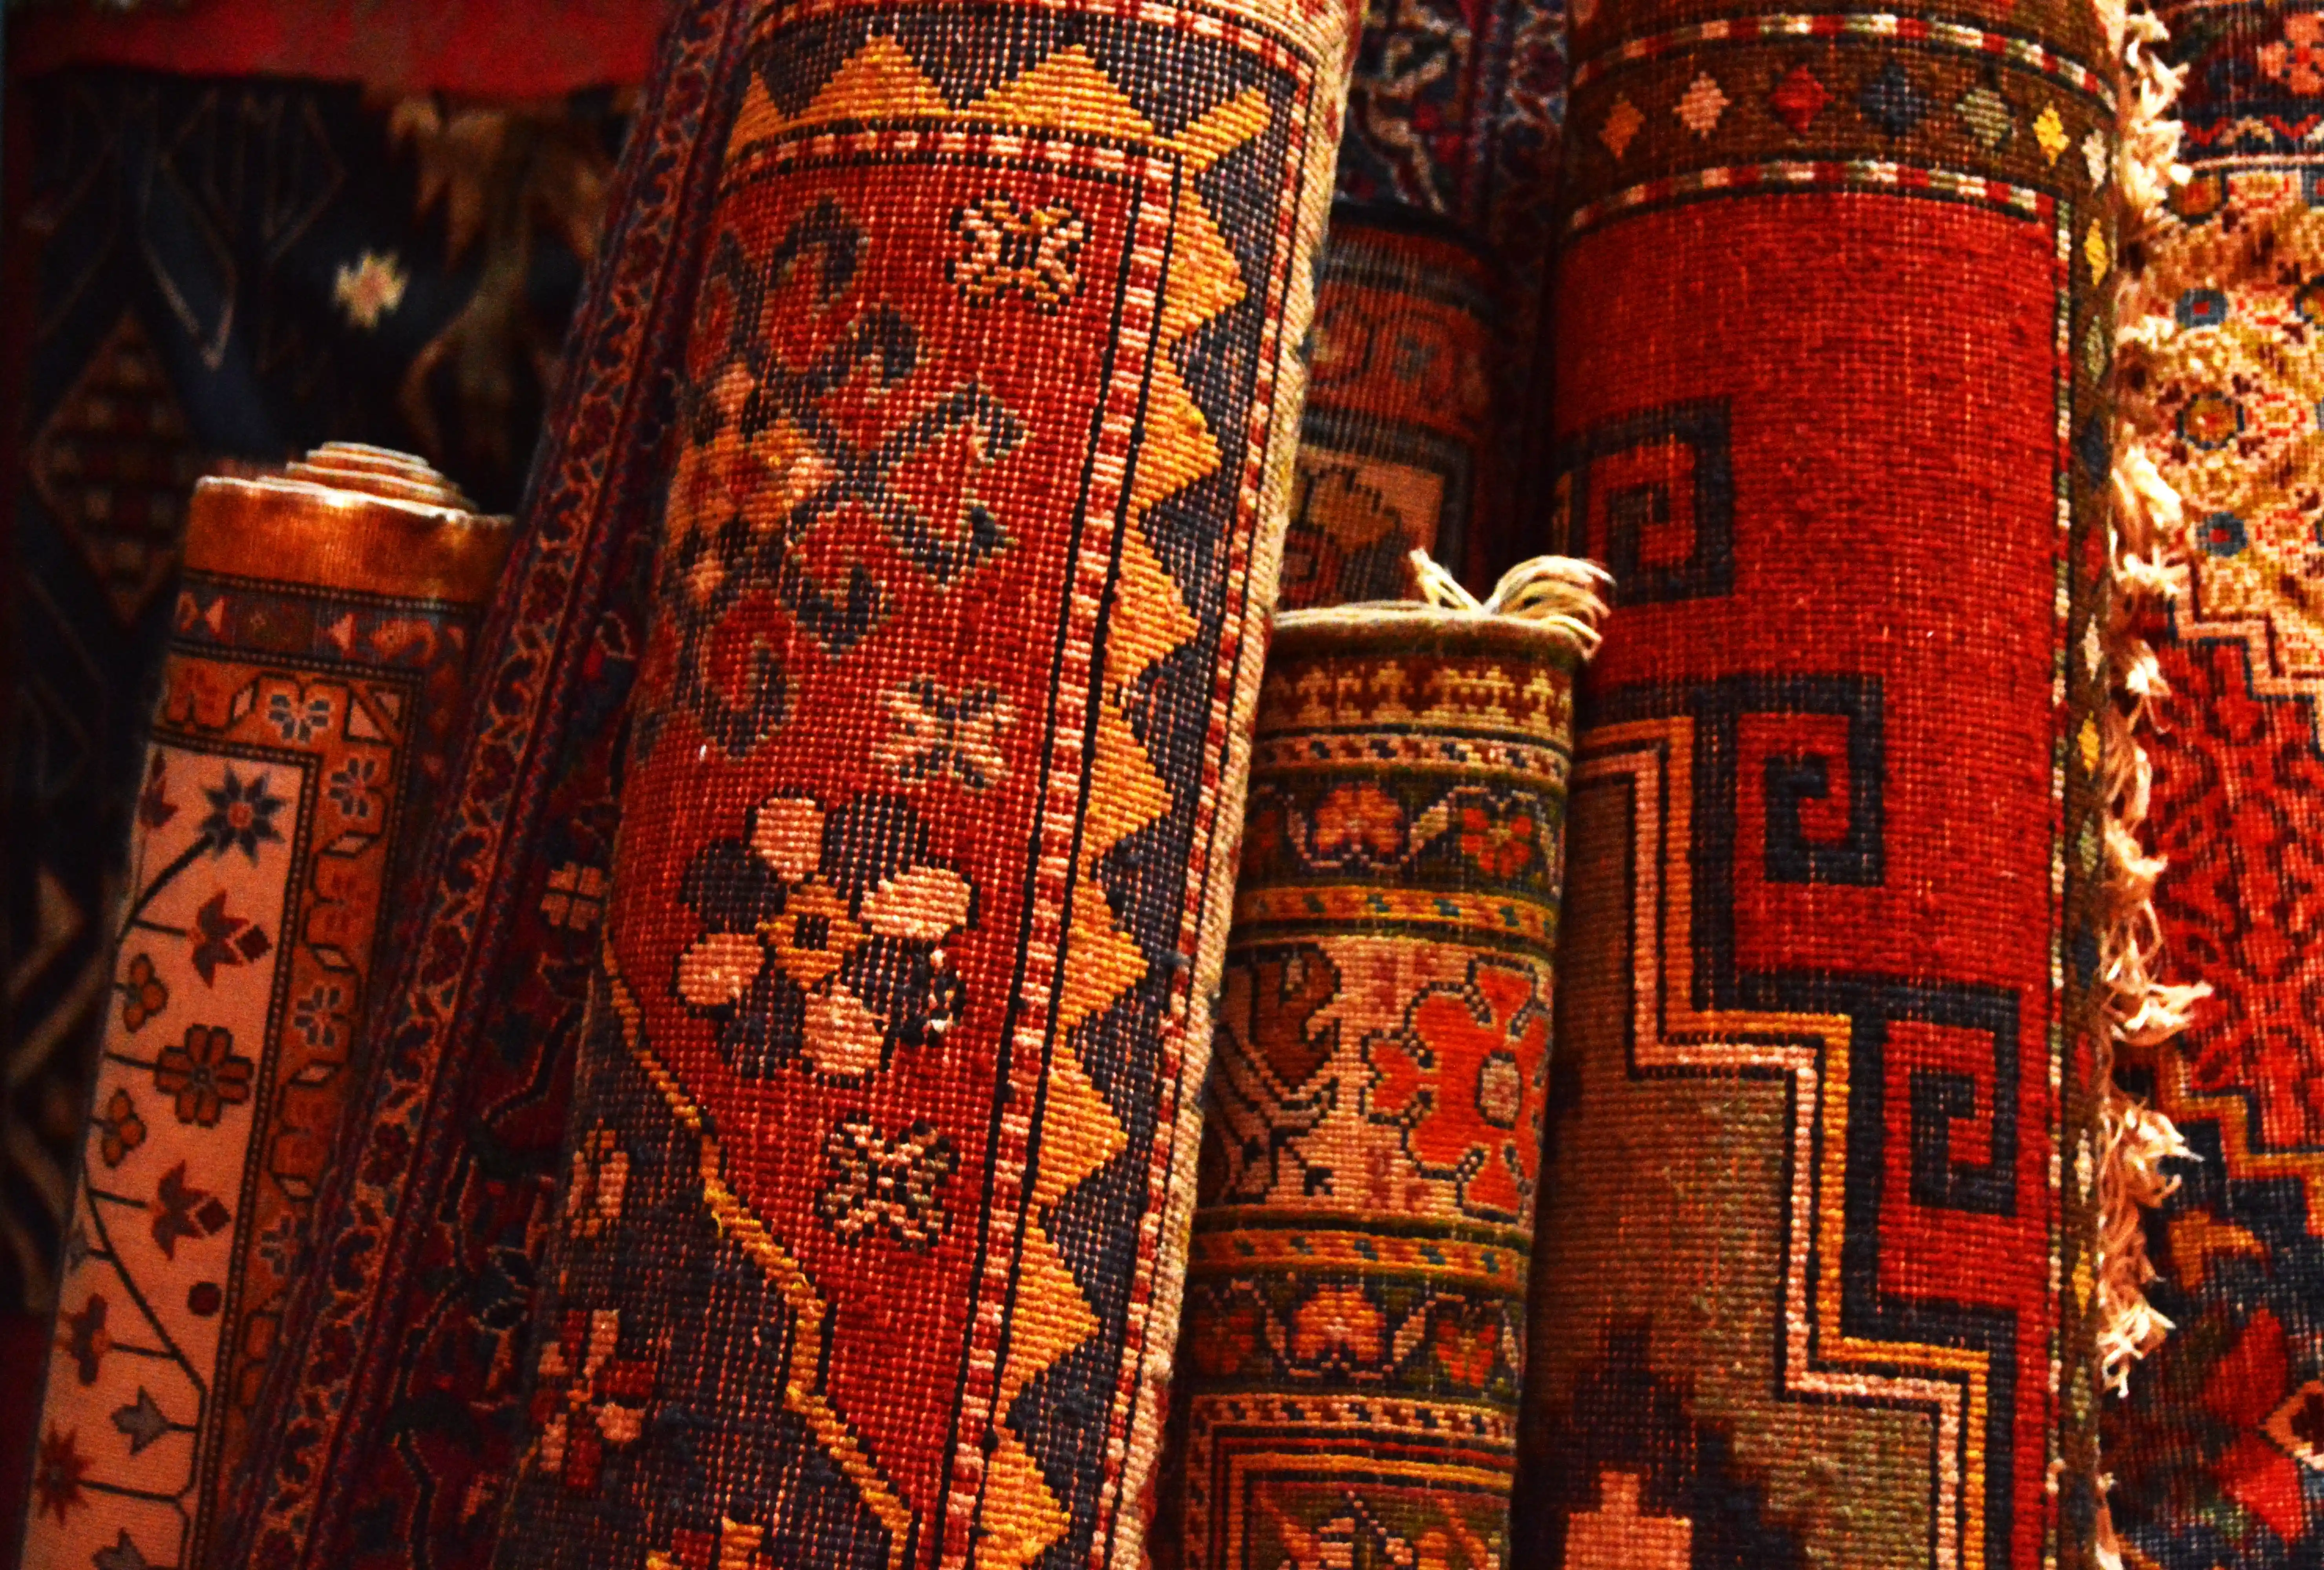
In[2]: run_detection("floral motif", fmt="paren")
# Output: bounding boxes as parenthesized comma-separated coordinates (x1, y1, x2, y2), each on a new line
(1363, 955, 1550, 1221)
(154, 1023, 255, 1125)
(150, 1161, 233, 1258)
(1310, 781, 1406, 862)
(564, 1125, 629, 1239)
(199, 767, 287, 860)
(2258, 12, 2324, 96)
(59, 1294, 110, 1384)
(1454, 800, 1540, 879)
(951, 193, 1085, 309)
(531, 1308, 653, 1493)
(328, 755, 380, 819)
(290, 982, 348, 1050)
(266, 689, 335, 743)
(874, 676, 1016, 790)
(1432, 1307, 1501, 1387)
(674, 792, 972, 1079)
(189, 887, 272, 984)
(136, 754, 177, 829)
(541, 862, 608, 930)
(32, 1426, 88, 1523)
(334, 249, 409, 329)
(94, 1089, 147, 1167)
(1287, 1283, 1387, 1372)
(816, 1115, 959, 1249)
(117, 952, 168, 1031)
(255, 1210, 305, 1281)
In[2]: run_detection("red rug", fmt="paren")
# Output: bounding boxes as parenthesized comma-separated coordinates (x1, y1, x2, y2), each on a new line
(2101, 5, 2324, 1563)
(225, 0, 1366, 1563)
(1513, 0, 2122, 1564)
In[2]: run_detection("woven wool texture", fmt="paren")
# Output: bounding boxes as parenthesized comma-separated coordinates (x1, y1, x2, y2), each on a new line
(214, 13, 726, 1562)
(1509, 1, 2122, 1566)
(1168, 602, 1593, 1568)
(1280, 219, 1504, 609)
(2103, 5, 2324, 1564)
(13, 451, 509, 1570)
(322, 0, 1368, 1564)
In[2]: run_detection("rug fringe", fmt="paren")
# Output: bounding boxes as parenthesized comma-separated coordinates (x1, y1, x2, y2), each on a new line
(2093, 0, 2206, 1406)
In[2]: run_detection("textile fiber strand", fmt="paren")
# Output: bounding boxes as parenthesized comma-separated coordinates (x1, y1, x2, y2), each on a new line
(14, 449, 510, 1570)
(1171, 559, 1602, 1566)
(2099, 1, 2324, 1563)
(1511, 0, 2123, 1565)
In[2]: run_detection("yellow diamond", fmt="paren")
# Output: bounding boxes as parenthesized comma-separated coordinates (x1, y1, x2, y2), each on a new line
(2085, 220, 2110, 283)
(2078, 716, 2101, 774)
(2034, 104, 2068, 164)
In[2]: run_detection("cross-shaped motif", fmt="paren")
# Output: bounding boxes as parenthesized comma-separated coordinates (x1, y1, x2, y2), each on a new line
(658, 205, 1028, 757)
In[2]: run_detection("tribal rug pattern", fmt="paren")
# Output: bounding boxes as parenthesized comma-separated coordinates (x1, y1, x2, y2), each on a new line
(231, 0, 1363, 1566)
(1281, 215, 1500, 607)
(1513, 0, 2120, 1566)
(15, 451, 509, 1570)
(1172, 599, 1595, 1569)
(2101, 6, 2324, 1564)
(496, 4, 1362, 1563)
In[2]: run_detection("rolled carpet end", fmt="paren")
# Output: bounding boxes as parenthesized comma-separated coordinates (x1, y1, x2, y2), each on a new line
(1168, 555, 1605, 1569)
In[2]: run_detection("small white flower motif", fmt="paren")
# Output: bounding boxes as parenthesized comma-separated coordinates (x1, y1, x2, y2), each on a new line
(675, 793, 974, 1080)
(874, 677, 1016, 791)
(334, 251, 409, 330)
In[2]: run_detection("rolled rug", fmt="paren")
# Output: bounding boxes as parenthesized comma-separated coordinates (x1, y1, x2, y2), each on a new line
(1323, 0, 1570, 593)
(1169, 556, 1603, 1568)
(216, 0, 1365, 1565)
(2098, 5, 2324, 1565)
(14, 447, 511, 1570)
(1513, 1, 2127, 1566)
(1279, 217, 1505, 611)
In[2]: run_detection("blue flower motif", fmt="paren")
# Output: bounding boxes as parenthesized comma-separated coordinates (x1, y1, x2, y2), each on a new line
(2199, 512, 2249, 557)
(2176, 288, 2230, 330)
(266, 691, 334, 743)
(328, 756, 380, 821)
(290, 983, 347, 1050)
